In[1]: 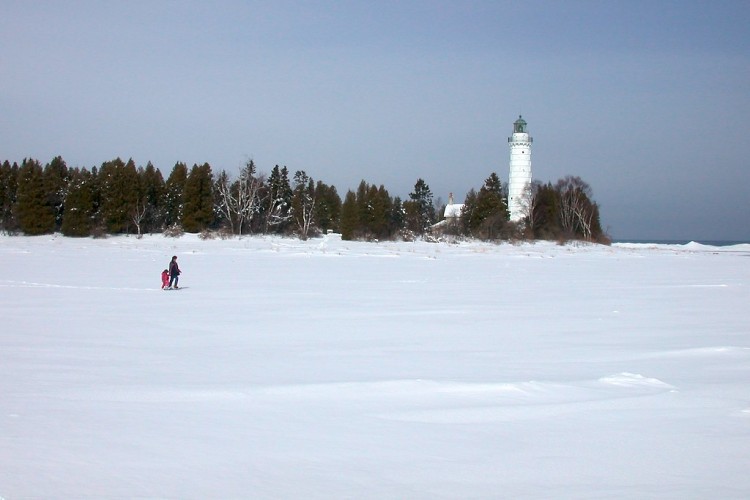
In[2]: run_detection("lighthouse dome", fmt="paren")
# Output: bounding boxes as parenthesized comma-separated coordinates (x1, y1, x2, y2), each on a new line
(513, 115, 527, 133)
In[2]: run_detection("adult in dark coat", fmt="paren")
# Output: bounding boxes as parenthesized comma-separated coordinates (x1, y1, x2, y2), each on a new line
(168, 255, 181, 288)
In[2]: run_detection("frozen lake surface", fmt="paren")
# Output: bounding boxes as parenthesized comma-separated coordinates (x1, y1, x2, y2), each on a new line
(1, 234, 749, 498)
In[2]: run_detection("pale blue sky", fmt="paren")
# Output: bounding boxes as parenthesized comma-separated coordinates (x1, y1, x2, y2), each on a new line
(2, 0, 748, 240)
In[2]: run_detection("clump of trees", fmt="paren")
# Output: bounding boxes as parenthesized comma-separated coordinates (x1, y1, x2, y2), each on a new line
(518, 176, 606, 243)
(459, 172, 509, 240)
(0, 156, 607, 244)
(435, 172, 606, 244)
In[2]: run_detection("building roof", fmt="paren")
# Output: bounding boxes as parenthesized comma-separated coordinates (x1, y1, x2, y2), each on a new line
(444, 203, 464, 218)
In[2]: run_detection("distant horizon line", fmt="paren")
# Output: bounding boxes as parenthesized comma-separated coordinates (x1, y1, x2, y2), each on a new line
(613, 238, 750, 246)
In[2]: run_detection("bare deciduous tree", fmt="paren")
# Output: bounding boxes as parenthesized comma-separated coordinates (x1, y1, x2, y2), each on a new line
(517, 181, 537, 232)
(292, 170, 316, 239)
(131, 197, 147, 238)
(265, 165, 293, 233)
(216, 160, 264, 236)
(556, 175, 595, 239)
(573, 201, 594, 239)
(215, 170, 235, 234)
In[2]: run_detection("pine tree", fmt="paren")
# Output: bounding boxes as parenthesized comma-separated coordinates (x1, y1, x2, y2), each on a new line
(339, 190, 358, 240)
(459, 189, 478, 236)
(355, 180, 370, 236)
(370, 185, 392, 240)
(16, 159, 55, 235)
(182, 163, 215, 232)
(43, 156, 69, 231)
(389, 196, 405, 236)
(164, 162, 188, 229)
(313, 181, 341, 234)
(98, 158, 139, 233)
(140, 162, 166, 232)
(0, 160, 19, 233)
(589, 202, 605, 242)
(531, 182, 560, 240)
(407, 178, 435, 234)
(61, 167, 94, 237)
(88, 166, 102, 229)
(472, 172, 507, 239)
(265, 165, 292, 233)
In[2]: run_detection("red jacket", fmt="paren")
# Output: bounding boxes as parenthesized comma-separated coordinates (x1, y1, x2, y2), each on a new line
(161, 270, 169, 288)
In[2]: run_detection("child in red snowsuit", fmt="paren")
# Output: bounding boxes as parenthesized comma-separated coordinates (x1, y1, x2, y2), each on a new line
(161, 269, 170, 289)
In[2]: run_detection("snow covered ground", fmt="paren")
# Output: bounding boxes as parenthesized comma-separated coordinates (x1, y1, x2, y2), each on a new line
(1, 234, 749, 499)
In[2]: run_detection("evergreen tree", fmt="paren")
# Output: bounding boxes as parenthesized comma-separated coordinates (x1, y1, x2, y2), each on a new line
(339, 190, 358, 240)
(86, 166, 107, 235)
(182, 162, 215, 232)
(367, 184, 383, 238)
(140, 162, 166, 232)
(472, 172, 507, 240)
(589, 201, 605, 242)
(265, 165, 292, 233)
(164, 162, 188, 228)
(61, 167, 95, 237)
(402, 199, 420, 235)
(291, 170, 316, 238)
(313, 181, 341, 234)
(98, 158, 139, 233)
(389, 196, 405, 236)
(43, 156, 69, 231)
(459, 189, 478, 236)
(0, 160, 19, 233)
(355, 180, 370, 236)
(15, 158, 55, 235)
(406, 178, 434, 234)
(370, 185, 393, 240)
(531, 182, 561, 240)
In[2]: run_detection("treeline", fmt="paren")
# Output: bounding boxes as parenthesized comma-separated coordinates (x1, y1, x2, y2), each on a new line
(0, 156, 606, 242)
(0, 157, 338, 239)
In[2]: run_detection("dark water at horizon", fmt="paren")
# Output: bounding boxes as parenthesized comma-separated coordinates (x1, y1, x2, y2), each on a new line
(614, 239, 750, 247)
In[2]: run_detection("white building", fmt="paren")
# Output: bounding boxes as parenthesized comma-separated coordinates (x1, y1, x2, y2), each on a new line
(508, 115, 532, 222)
(431, 192, 464, 232)
(443, 192, 464, 221)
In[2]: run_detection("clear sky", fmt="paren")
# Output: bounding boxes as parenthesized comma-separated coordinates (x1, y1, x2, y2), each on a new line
(2, 0, 748, 240)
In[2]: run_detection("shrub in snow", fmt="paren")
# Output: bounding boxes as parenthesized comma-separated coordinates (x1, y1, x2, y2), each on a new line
(163, 224, 184, 238)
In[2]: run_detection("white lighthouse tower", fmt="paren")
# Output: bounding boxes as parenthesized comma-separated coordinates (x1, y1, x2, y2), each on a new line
(508, 115, 533, 222)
